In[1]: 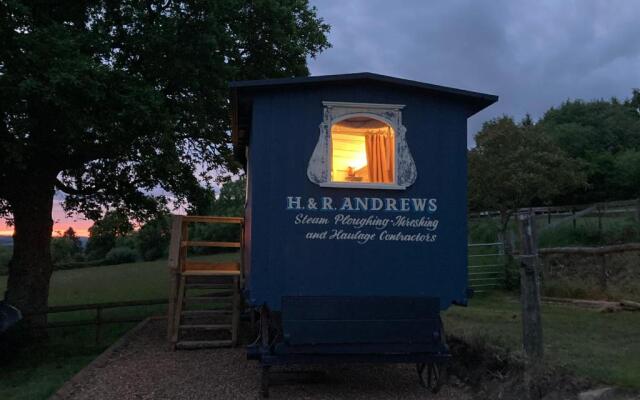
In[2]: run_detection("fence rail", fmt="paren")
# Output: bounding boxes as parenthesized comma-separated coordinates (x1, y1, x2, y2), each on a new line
(539, 242, 640, 255)
(29, 298, 168, 344)
(538, 242, 640, 295)
(470, 198, 640, 221)
(28, 242, 509, 339)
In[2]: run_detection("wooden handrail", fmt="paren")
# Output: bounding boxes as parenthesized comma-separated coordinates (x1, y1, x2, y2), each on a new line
(181, 216, 243, 224)
(181, 241, 241, 248)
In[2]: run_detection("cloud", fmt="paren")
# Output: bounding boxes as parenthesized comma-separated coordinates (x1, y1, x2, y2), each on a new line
(309, 0, 640, 146)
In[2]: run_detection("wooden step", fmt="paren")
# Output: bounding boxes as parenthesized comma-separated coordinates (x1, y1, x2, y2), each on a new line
(184, 261, 240, 271)
(179, 324, 232, 331)
(185, 283, 233, 289)
(197, 290, 234, 297)
(176, 340, 233, 349)
(184, 296, 233, 304)
(182, 270, 240, 277)
(185, 275, 239, 285)
(181, 309, 232, 316)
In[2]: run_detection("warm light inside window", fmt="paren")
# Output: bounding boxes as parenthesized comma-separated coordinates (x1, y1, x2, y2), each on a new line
(331, 117, 395, 183)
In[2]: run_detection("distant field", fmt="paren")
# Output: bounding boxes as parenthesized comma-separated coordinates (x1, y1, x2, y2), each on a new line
(0, 252, 239, 306)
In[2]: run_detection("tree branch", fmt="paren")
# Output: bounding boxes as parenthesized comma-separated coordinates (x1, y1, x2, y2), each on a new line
(54, 178, 97, 196)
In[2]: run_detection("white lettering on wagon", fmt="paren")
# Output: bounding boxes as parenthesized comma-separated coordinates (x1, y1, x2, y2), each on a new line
(286, 196, 437, 212)
(286, 195, 441, 245)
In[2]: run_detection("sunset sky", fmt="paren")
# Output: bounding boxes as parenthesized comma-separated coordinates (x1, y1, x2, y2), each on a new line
(0, 196, 93, 237)
(2, 0, 639, 237)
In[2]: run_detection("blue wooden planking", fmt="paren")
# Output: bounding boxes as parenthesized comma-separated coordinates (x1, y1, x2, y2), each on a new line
(273, 342, 445, 355)
(259, 352, 451, 366)
(283, 319, 441, 345)
(242, 78, 495, 312)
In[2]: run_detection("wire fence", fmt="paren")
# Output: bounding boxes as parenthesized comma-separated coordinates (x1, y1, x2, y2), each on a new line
(468, 241, 510, 293)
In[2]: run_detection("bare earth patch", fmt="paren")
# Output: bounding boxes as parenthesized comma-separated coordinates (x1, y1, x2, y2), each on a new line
(51, 319, 470, 400)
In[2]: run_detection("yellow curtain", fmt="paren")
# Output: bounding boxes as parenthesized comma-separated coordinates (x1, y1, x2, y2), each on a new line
(365, 128, 394, 183)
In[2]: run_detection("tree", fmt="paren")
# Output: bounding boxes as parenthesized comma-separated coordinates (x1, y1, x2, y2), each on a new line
(50, 237, 76, 265)
(136, 214, 170, 261)
(468, 116, 586, 245)
(50, 227, 83, 264)
(202, 177, 246, 217)
(62, 227, 82, 255)
(539, 90, 640, 203)
(0, 1, 329, 333)
(190, 177, 246, 249)
(85, 211, 134, 260)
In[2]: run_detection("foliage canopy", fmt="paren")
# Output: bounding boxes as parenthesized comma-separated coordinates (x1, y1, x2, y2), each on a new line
(468, 116, 585, 228)
(539, 90, 640, 203)
(0, 0, 330, 329)
(0, 0, 330, 220)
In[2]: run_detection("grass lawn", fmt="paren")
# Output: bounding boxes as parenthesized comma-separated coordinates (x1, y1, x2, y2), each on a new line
(1, 256, 639, 398)
(0, 324, 134, 400)
(0, 252, 239, 400)
(443, 291, 640, 388)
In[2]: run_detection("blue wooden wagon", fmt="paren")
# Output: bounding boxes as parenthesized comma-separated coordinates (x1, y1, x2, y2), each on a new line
(230, 72, 497, 396)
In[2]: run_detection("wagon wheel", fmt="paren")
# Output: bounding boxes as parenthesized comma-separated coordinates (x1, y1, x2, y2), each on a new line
(259, 307, 271, 398)
(416, 362, 446, 393)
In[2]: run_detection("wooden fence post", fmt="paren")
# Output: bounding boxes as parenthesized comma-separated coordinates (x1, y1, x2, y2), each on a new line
(517, 209, 544, 398)
(597, 203, 603, 239)
(600, 254, 608, 293)
(95, 306, 103, 346)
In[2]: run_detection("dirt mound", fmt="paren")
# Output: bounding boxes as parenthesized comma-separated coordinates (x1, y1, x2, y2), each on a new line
(447, 335, 593, 400)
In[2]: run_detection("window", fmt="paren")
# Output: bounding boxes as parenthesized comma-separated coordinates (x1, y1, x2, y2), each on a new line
(331, 117, 395, 184)
(307, 101, 416, 189)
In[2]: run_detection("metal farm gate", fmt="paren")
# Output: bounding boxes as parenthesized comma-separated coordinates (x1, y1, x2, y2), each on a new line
(468, 242, 509, 293)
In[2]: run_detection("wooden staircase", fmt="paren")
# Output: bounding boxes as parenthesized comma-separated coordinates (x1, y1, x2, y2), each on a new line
(166, 215, 243, 350)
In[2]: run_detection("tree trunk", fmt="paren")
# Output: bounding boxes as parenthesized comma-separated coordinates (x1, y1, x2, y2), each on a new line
(4, 178, 55, 337)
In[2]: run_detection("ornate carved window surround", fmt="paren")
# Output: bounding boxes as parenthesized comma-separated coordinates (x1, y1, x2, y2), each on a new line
(307, 101, 417, 190)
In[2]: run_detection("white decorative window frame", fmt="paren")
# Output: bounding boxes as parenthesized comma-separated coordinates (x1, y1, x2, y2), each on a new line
(307, 101, 417, 190)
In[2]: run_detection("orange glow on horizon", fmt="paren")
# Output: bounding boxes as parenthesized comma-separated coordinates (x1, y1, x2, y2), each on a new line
(0, 203, 93, 238)
(0, 226, 91, 238)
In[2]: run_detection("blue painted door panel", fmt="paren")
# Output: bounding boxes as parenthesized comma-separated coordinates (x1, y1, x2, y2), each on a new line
(281, 296, 442, 346)
(282, 296, 439, 319)
(283, 320, 441, 345)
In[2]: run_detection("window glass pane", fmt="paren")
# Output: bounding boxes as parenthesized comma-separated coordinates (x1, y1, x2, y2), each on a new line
(331, 117, 395, 183)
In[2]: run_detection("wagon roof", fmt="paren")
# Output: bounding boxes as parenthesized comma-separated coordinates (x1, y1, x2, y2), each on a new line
(230, 72, 498, 164)
(230, 72, 497, 105)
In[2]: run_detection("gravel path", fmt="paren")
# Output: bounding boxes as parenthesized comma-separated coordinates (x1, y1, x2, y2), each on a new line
(53, 319, 470, 400)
